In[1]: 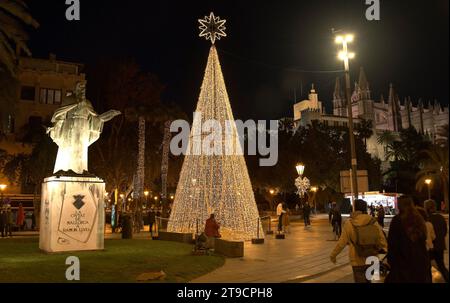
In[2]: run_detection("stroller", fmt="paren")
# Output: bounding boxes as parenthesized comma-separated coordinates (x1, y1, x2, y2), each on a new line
(193, 232, 212, 255)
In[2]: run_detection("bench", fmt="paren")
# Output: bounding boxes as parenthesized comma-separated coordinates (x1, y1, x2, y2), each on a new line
(158, 231, 194, 244)
(214, 238, 244, 258)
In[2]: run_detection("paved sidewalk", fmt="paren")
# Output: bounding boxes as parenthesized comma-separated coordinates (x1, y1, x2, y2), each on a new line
(192, 215, 351, 283)
(192, 214, 449, 283)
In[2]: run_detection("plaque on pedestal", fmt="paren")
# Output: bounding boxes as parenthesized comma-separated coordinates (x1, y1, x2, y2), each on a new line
(39, 175, 105, 252)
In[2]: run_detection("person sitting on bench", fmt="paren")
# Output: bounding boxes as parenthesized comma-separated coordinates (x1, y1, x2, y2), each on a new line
(205, 214, 221, 238)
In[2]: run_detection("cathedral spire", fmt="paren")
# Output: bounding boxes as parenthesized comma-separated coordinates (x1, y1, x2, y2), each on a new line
(358, 67, 371, 100)
(358, 67, 369, 90)
(406, 97, 412, 128)
(418, 98, 424, 133)
(388, 83, 395, 105)
(333, 77, 344, 100)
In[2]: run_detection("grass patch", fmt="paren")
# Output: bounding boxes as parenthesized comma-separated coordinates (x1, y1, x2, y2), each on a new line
(0, 238, 224, 283)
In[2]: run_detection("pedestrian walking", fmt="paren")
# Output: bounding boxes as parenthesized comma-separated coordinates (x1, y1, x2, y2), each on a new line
(276, 202, 285, 233)
(417, 207, 436, 252)
(369, 204, 375, 217)
(328, 202, 333, 224)
(5, 205, 12, 237)
(0, 207, 5, 238)
(377, 205, 385, 228)
(17, 203, 25, 231)
(330, 199, 387, 283)
(303, 203, 311, 227)
(148, 207, 156, 236)
(425, 199, 449, 282)
(282, 205, 291, 234)
(385, 196, 431, 283)
(330, 203, 342, 238)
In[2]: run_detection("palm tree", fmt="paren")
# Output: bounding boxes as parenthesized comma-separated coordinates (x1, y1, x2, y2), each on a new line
(355, 119, 373, 148)
(416, 146, 449, 212)
(0, 0, 39, 75)
(436, 124, 448, 148)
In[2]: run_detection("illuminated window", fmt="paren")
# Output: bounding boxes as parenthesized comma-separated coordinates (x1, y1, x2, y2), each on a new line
(40, 88, 62, 104)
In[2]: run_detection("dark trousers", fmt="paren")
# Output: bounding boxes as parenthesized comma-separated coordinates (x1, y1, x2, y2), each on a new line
(432, 250, 449, 282)
(149, 222, 154, 235)
(303, 214, 310, 226)
(277, 214, 283, 232)
(1, 224, 11, 237)
(352, 265, 371, 283)
(332, 221, 342, 236)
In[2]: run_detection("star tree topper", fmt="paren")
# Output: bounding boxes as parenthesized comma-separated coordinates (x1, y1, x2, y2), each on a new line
(198, 12, 227, 44)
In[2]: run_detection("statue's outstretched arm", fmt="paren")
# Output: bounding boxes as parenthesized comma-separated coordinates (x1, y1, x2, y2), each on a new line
(99, 110, 121, 122)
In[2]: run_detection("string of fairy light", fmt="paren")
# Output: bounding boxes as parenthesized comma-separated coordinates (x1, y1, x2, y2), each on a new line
(167, 13, 262, 240)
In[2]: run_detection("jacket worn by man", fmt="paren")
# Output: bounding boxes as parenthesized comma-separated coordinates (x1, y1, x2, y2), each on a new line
(330, 211, 387, 266)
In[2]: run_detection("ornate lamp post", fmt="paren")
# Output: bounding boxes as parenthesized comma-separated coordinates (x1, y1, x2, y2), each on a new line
(425, 178, 432, 200)
(295, 163, 310, 200)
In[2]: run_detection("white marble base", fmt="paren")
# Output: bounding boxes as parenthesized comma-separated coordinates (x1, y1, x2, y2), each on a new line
(39, 175, 105, 253)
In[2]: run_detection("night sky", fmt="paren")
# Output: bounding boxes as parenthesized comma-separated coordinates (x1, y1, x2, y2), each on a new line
(27, 0, 449, 120)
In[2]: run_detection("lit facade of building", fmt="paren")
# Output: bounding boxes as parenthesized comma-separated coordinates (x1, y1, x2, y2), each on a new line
(293, 67, 449, 160)
(0, 54, 84, 193)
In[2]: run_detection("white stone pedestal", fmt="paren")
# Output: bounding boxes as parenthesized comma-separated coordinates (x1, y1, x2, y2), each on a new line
(39, 175, 105, 253)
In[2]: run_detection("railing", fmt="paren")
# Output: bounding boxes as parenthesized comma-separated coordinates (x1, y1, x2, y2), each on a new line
(259, 215, 274, 235)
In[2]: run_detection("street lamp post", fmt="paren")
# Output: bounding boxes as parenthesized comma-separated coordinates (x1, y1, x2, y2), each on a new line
(425, 179, 432, 200)
(0, 184, 7, 205)
(311, 186, 318, 213)
(144, 190, 149, 208)
(336, 34, 358, 210)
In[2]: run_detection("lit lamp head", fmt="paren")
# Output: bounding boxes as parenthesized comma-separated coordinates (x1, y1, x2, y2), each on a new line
(311, 186, 318, 193)
(336, 34, 355, 61)
(296, 163, 305, 176)
(120, 194, 125, 199)
(335, 34, 354, 44)
(144, 190, 149, 197)
(154, 196, 158, 201)
(0, 184, 7, 191)
(425, 179, 432, 185)
(269, 189, 275, 195)
(170, 195, 174, 200)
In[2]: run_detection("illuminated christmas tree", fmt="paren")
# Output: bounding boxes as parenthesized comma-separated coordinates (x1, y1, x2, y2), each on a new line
(167, 13, 262, 240)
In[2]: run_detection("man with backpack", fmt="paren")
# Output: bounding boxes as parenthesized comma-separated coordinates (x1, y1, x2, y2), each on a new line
(330, 199, 387, 283)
